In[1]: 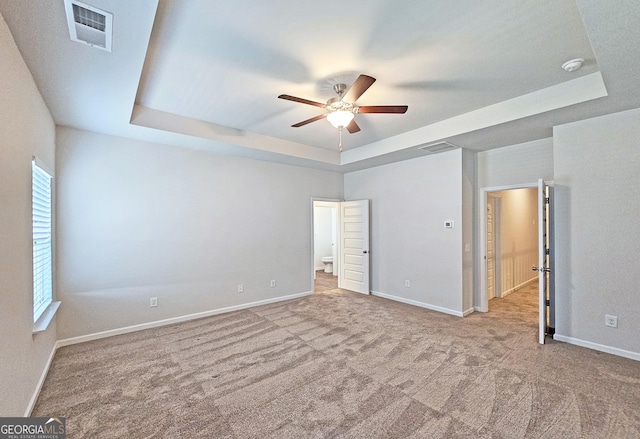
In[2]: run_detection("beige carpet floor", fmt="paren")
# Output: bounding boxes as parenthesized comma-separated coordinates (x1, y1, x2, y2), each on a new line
(314, 270, 339, 292)
(34, 278, 640, 438)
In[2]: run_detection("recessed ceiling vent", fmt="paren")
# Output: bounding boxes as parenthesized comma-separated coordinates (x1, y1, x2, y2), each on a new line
(417, 141, 459, 155)
(64, 0, 112, 52)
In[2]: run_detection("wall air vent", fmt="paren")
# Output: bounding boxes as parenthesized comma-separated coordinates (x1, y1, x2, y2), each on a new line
(64, 0, 112, 52)
(417, 141, 459, 155)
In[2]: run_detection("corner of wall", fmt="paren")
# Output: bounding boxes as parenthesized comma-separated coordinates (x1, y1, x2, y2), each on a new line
(0, 11, 58, 416)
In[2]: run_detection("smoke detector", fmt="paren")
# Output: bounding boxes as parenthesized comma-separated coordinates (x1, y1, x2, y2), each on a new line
(562, 58, 584, 72)
(64, 0, 113, 52)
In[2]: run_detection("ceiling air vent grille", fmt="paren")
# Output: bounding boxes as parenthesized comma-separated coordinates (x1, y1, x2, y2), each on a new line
(64, 0, 112, 52)
(72, 4, 106, 31)
(417, 141, 459, 155)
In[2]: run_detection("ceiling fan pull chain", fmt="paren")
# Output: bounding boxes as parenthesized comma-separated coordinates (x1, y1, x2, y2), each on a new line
(339, 127, 343, 152)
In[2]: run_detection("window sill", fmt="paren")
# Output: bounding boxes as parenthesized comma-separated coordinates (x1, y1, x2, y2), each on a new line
(32, 301, 61, 334)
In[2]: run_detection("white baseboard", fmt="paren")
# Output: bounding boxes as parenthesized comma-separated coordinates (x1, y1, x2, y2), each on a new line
(501, 276, 537, 297)
(24, 342, 58, 417)
(57, 291, 312, 348)
(463, 307, 475, 316)
(553, 334, 640, 361)
(371, 291, 464, 317)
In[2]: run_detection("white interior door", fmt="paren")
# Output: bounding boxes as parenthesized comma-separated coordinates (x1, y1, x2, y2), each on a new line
(339, 200, 370, 295)
(535, 179, 550, 344)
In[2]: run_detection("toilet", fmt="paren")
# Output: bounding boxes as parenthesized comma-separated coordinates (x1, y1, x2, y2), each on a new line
(321, 256, 333, 273)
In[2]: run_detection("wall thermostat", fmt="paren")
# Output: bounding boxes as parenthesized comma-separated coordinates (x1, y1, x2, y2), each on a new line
(444, 221, 454, 228)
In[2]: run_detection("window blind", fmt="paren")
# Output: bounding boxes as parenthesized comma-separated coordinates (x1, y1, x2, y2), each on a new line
(32, 160, 53, 322)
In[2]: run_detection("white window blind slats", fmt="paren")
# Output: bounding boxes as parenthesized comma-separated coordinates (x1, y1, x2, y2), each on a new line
(33, 202, 51, 212)
(33, 247, 52, 266)
(33, 197, 50, 209)
(32, 160, 53, 322)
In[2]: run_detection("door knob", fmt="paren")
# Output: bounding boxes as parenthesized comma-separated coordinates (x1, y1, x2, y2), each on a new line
(363, 250, 368, 254)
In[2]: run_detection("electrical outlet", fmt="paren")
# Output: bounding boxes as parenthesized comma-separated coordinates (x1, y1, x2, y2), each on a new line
(150, 297, 158, 307)
(605, 314, 618, 328)
(270, 280, 276, 288)
(405, 280, 410, 288)
(237, 284, 244, 293)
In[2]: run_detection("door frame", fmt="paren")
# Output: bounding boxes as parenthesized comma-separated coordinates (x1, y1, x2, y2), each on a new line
(310, 197, 342, 293)
(486, 193, 502, 300)
(478, 182, 538, 312)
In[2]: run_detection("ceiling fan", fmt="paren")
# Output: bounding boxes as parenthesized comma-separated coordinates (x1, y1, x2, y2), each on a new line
(278, 74, 408, 151)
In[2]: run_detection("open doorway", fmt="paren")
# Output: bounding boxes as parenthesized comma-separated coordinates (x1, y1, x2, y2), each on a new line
(480, 180, 552, 344)
(311, 199, 371, 295)
(312, 200, 339, 293)
(474, 183, 539, 312)
(481, 186, 544, 342)
(487, 188, 538, 300)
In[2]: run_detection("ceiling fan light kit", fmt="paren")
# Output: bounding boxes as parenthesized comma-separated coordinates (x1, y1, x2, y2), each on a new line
(278, 74, 408, 152)
(326, 110, 354, 128)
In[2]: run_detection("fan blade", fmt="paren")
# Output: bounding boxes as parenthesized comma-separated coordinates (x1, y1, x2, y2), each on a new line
(291, 113, 327, 127)
(358, 105, 408, 114)
(346, 119, 361, 134)
(278, 94, 326, 108)
(343, 75, 376, 103)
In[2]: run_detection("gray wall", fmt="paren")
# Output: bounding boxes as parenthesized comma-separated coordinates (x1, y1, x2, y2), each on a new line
(477, 138, 554, 189)
(55, 127, 343, 339)
(476, 125, 640, 359)
(344, 149, 465, 315)
(553, 108, 640, 356)
(462, 149, 476, 313)
(0, 14, 57, 416)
